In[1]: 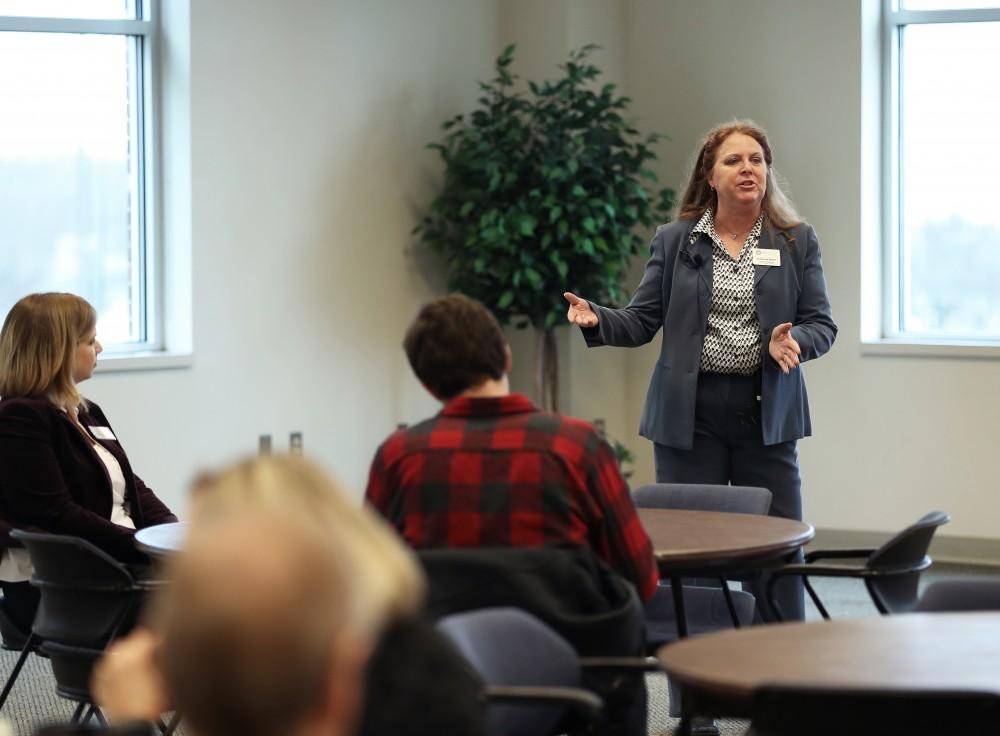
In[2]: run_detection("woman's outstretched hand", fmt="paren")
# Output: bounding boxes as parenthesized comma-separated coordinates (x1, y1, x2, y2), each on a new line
(769, 322, 801, 374)
(564, 292, 598, 328)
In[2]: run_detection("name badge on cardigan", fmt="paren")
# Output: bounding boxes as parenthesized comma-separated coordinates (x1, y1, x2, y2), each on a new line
(89, 426, 117, 441)
(753, 249, 781, 267)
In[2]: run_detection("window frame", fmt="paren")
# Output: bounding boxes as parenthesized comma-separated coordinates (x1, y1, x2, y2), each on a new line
(0, 2, 163, 355)
(880, 1, 1000, 348)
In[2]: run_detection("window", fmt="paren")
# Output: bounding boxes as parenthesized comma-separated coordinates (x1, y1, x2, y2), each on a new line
(883, 1, 1000, 343)
(0, 1, 159, 352)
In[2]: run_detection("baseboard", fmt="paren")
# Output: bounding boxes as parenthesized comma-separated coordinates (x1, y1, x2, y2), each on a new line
(808, 529, 1000, 567)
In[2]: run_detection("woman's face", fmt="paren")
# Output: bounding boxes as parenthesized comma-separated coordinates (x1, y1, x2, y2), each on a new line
(73, 327, 102, 384)
(708, 132, 768, 212)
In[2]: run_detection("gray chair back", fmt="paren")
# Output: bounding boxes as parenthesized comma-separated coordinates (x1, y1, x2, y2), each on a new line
(438, 607, 587, 736)
(642, 584, 755, 643)
(632, 483, 772, 515)
(916, 578, 1000, 613)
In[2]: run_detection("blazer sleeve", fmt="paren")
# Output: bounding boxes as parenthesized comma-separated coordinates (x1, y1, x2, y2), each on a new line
(790, 226, 837, 362)
(582, 229, 669, 349)
(0, 401, 143, 561)
(133, 475, 178, 527)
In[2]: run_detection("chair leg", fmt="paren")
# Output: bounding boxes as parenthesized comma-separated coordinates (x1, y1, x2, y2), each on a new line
(669, 574, 689, 638)
(160, 712, 182, 736)
(0, 631, 36, 709)
(765, 575, 785, 622)
(718, 576, 742, 628)
(803, 578, 830, 620)
(70, 702, 86, 724)
(81, 704, 96, 725)
(864, 579, 891, 614)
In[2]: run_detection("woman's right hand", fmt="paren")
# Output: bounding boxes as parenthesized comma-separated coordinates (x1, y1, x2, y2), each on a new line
(564, 292, 598, 328)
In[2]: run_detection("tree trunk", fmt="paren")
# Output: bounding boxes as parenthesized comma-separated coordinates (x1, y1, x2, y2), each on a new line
(534, 327, 559, 412)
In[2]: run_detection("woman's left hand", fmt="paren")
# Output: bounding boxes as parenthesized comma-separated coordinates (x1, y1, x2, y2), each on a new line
(769, 322, 801, 374)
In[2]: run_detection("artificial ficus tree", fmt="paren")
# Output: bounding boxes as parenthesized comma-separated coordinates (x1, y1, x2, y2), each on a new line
(416, 44, 674, 410)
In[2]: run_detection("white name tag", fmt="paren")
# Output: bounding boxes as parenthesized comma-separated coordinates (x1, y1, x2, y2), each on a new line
(753, 248, 781, 267)
(89, 426, 117, 441)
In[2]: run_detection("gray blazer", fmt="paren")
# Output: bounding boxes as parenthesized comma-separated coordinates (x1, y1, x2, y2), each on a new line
(584, 218, 837, 449)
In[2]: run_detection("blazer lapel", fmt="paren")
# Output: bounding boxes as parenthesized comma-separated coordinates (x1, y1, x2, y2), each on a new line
(688, 233, 713, 324)
(691, 233, 714, 293)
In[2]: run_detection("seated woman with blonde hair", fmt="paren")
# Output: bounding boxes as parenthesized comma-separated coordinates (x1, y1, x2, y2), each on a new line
(0, 293, 177, 639)
(93, 455, 485, 736)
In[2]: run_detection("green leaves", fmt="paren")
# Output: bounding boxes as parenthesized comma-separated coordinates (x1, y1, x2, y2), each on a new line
(416, 43, 674, 329)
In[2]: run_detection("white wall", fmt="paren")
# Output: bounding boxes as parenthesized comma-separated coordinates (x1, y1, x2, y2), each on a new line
(83, 1, 997, 543)
(86, 0, 500, 514)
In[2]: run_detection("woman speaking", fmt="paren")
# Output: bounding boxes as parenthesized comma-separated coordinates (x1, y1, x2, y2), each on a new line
(564, 121, 836, 621)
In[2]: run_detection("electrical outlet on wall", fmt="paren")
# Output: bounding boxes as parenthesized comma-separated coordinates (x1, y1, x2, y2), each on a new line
(593, 418, 606, 438)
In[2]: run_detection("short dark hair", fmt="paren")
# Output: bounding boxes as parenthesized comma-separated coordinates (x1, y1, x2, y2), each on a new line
(403, 294, 507, 400)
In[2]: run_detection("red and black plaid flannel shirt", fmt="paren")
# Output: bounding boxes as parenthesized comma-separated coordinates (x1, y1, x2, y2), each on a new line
(365, 393, 658, 601)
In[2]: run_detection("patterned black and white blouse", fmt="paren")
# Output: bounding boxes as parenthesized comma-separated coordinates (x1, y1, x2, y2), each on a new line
(690, 209, 764, 375)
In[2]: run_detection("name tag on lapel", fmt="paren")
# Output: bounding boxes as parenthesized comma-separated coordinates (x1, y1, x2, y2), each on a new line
(89, 426, 117, 441)
(752, 249, 781, 267)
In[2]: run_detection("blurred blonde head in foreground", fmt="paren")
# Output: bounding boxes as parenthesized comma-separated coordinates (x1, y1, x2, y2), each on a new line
(147, 455, 427, 736)
(187, 454, 425, 632)
(156, 509, 370, 736)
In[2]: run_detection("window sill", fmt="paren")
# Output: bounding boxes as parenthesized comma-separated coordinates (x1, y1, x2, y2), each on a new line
(94, 351, 193, 373)
(861, 339, 1000, 360)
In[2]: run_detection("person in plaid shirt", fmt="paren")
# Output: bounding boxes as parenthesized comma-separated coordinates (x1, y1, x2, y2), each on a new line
(365, 294, 658, 601)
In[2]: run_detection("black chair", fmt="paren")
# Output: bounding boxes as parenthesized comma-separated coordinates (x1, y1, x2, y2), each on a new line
(438, 607, 603, 736)
(749, 685, 1000, 736)
(0, 516, 33, 651)
(419, 546, 656, 736)
(0, 531, 155, 725)
(766, 511, 951, 620)
(916, 577, 1000, 612)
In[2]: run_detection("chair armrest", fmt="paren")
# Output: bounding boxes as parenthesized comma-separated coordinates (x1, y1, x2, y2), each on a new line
(135, 579, 170, 592)
(579, 656, 662, 673)
(769, 563, 871, 580)
(804, 548, 875, 563)
(0, 520, 43, 549)
(484, 685, 604, 719)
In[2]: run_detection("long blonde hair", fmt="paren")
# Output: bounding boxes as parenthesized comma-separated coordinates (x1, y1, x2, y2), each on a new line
(189, 455, 426, 631)
(678, 119, 802, 230)
(0, 293, 96, 410)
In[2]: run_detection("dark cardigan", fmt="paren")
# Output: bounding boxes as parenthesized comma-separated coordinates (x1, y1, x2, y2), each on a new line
(0, 396, 176, 563)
